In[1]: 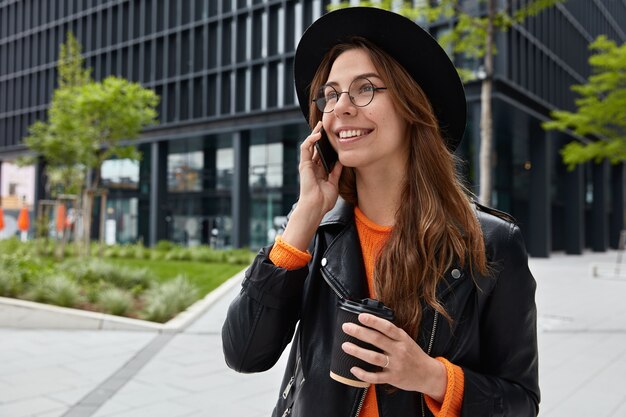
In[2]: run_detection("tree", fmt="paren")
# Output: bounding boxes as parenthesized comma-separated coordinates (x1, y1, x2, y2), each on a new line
(331, 0, 563, 205)
(23, 32, 159, 252)
(543, 35, 626, 169)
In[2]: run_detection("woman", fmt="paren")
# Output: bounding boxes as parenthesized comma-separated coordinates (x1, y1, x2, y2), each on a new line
(222, 7, 539, 417)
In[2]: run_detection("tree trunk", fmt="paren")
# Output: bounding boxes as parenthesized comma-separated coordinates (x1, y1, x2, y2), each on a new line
(82, 189, 93, 256)
(479, 0, 496, 206)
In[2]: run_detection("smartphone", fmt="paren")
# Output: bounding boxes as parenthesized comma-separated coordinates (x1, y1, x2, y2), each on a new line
(314, 128, 338, 174)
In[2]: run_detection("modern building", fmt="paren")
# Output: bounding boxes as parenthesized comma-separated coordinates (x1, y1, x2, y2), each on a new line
(0, 0, 624, 256)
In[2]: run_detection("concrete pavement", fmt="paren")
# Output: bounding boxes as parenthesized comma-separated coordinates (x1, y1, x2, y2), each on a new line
(1, 250, 626, 417)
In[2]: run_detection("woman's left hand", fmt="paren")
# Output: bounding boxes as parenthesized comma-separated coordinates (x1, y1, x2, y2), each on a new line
(341, 313, 447, 402)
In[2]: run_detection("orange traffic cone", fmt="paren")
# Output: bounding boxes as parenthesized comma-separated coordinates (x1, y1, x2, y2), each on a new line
(17, 206, 30, 241)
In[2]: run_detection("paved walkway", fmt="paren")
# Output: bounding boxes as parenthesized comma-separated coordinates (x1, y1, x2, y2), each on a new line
(1, 250, 626, 417)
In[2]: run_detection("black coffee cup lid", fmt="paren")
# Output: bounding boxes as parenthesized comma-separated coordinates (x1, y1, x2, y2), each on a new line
(338, 298, 394, 321)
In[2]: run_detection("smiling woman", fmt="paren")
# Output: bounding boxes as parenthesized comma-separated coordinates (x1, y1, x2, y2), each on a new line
(223, 7, 539, 417)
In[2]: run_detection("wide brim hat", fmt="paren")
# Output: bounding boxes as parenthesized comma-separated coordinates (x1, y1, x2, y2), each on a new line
(294, 7, 466, 151)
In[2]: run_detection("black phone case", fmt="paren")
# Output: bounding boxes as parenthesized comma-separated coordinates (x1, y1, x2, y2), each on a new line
(315, 129, 338, 174)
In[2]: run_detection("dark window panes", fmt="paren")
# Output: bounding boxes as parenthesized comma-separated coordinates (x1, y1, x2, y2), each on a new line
(222, 0, 231, 13)
(133, 0, 141, 38)
(252, 65, 262, 110)
(168, 0, 178, 29)
(222, 18, 232, 65)
(6, 118, 13, 146)
(181, 79, 190, 120)
(268, 5, 279, 56)
(236, 69, 246, 112)
(168, 34, 178, 78)
(0, 45, 6, 75)
(207, 74, 217, 116)
(182, 0, 191, 24)
(221, 72, 231, 114)
(252, 11, 262, 59)
(0, 82, 5, 112)
(236, 15, 246, 62)
(156, 37, 165, 80)
(156, 0, 165, 31)
(194, 26, 204, 72)
(193, 76, 203, 118)
(285, 2, 295, 51)
(196, 0, 208, 19)
(237, 0, 247, 9)
(111, 5, 119, 45)
(208, 23, 218, 68)
(209, 0, 218, 16)
(144, 41, 153, 82)
(132, 45, 141, 81)
(15, 77, 22, 109)
(181, 30, 191, 74)
(122, 47, 130, 79)
(154, 84, 164, 121)
(16, 0, 23, 32)
(111, 50, 119, 75)
(284, 58, 294, 105)
(122, 2, 130, 41)
(167, 83, 177, 121)
(144, 0, 153, 35)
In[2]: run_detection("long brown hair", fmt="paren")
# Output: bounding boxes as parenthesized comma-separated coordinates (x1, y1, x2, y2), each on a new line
(309, 38, 488, 337)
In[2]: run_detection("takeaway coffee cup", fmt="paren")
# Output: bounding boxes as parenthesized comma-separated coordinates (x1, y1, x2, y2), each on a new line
(329, 298, 395, 388)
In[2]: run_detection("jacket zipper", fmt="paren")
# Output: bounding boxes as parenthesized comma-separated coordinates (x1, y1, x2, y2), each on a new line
(320, 268, 348, 300)
(353, 386, 368, 417)
(282, 356, 302, 399)
(281, 355, 305, 416)
(421, 311, 439, 417)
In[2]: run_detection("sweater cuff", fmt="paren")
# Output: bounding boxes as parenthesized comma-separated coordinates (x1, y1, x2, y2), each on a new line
(424, 357, 465, 417)
(268, 235, 312, 270)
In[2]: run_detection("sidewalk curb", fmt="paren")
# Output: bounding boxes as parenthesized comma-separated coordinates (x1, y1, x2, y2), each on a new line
(0, 269, 246, 332)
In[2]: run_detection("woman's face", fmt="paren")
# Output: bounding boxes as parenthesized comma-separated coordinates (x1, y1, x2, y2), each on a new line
(322, 48, 408, 172)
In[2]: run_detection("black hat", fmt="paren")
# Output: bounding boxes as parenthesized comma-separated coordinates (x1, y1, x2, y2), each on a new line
(294, 7, 466, 151)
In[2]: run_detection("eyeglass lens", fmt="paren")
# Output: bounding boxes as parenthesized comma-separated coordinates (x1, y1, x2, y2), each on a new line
(315, 77, 378, 113)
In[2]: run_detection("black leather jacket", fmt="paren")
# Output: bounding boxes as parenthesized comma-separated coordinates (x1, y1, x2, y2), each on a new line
(222, 199, 539, 417)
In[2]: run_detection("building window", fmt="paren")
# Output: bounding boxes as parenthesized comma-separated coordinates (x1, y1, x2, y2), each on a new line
(168, 151, 204, 192)
(101, 159, 140, 190)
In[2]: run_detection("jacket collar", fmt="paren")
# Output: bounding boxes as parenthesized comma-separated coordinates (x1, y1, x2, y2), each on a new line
(319, 197, 354, 227)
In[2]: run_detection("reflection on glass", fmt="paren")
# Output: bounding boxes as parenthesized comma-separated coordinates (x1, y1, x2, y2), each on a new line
(216, 147, 234, 190)
(101, 159, 140, 189)
(249, 142, 283, 189)
(168, 151, 204, 192)
(105, 197, 139, 244)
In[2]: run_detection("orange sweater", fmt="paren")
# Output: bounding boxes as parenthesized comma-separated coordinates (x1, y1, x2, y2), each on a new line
(269, 207, 464, 417)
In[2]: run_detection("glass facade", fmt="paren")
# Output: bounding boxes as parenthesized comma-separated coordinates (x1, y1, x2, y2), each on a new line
(1, 0, 625, 254)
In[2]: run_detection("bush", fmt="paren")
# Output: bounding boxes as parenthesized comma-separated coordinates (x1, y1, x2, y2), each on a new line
(97, 287, 134, 316)
(64, 259, 151, 291)
(0, 269, 23, 297)
(141, 275, 198, 323)
(26, 274, 81, 308)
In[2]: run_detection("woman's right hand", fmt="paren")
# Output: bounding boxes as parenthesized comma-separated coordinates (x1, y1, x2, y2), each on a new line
(280, 122, 343, 251)
(298, 121, 343, 216)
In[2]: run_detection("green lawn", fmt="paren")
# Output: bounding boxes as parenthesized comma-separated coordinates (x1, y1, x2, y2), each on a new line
(107, 258, 246, 296)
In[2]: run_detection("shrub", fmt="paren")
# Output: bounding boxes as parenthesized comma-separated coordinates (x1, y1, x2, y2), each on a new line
(26, 274, 81, 308)
(141, 275, 198, 323)
(64, 259, 151, 291)
(0, 269, 23, 297)
(98, 287, 134, 316)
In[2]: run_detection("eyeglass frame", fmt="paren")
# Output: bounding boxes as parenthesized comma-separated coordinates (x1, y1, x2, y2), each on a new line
(312, 76, 388, 113)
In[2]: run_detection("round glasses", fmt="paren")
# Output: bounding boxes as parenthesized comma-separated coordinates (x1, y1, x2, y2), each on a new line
(313, 76, 387, 113)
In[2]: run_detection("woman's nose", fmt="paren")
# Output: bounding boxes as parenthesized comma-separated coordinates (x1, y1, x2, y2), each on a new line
(333, 92, 356, 116)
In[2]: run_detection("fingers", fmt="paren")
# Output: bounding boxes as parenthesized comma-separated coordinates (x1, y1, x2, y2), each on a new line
(358, 313, 403, 341)
(300, 121, 323, 163)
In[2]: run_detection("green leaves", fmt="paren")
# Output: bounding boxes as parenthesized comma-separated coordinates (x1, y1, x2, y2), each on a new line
(23, 32, 159, 193)
(543, 35, 626, 169)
